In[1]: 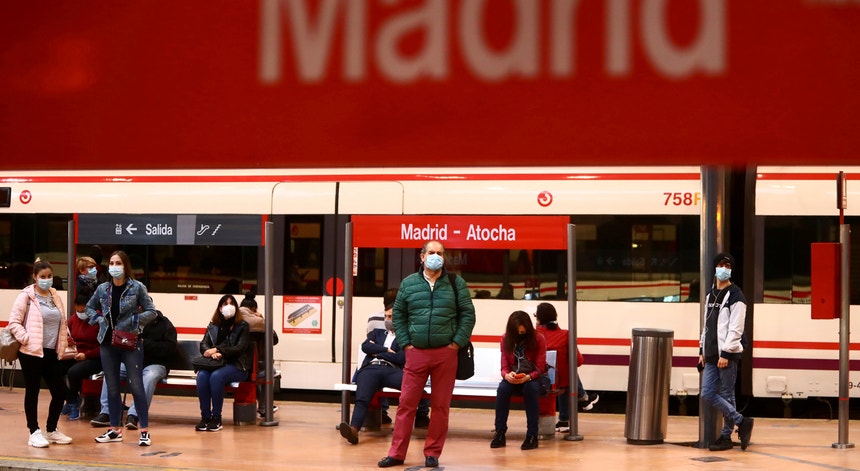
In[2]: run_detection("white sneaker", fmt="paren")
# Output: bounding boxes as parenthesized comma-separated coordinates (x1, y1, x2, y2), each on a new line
(43, 429, 73, 445)
(28, 429, 49, 448)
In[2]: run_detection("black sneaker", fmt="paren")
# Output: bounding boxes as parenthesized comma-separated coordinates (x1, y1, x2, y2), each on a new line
(490, 431, 506, 448)
(555, 420, 570, 433)
(521, 435, 538, 450)
(207, 415, 222, 432)
(125, 414, 139, 430)
(582, 393, 600, 411)
(708, 435, 733, 451)
(94, 429, 123, 443)
(738, 417, 754, 451)
(90, 413, 111, 427)
(195, 417, 210, 432)
(381, 413, 393, 424)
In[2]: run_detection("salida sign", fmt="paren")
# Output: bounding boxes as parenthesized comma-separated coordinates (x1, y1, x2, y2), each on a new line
(351, 215, 569, 249)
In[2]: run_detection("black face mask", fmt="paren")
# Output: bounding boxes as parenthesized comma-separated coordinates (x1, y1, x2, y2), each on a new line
(518, 333, 527, 341)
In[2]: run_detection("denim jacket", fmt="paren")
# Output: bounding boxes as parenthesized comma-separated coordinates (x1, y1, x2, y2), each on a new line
(85, 278, 157, 344)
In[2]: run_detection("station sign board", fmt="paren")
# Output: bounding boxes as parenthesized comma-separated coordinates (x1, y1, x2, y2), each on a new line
(77, 214, 264, 246)
(351, 215, 569, 250)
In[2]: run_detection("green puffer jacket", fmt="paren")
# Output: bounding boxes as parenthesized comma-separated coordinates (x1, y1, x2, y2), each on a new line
(393, 269, 476, 349)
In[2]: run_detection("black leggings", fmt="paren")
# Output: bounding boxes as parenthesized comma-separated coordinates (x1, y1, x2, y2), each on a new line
(18, 349, 67, 434)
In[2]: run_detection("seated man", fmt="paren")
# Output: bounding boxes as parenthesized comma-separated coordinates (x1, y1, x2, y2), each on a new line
(339, 309, 405, 445)
(90, 310, 178, 428)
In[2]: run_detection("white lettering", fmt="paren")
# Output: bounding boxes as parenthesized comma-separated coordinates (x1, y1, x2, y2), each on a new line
(145, 223, 174, 236)
(401, 223, 449, 240)
(460, 0, 539, 82)
(259, 0, 727, 84)
(466, 224, 516, 241)
(376, 0, 447, 83)
(641, 0, 725, 79)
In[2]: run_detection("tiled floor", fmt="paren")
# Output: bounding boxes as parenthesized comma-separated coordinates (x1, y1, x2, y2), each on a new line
(0, 388, 858, 470)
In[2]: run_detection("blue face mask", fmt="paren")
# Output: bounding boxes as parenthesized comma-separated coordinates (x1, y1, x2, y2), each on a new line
(108, 265, 124, 279)
(87, 267, 98, 279)
(37, 278, 53, 290)
(715, 267, 732, 282)
(425, 254, 444, 271)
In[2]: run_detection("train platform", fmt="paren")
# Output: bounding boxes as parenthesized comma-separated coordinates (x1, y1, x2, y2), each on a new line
(0, 388, 857, 471)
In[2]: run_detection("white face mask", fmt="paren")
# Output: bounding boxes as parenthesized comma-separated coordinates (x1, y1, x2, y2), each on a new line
(76, 311, 88, 320)
(221, 304, 236, 319)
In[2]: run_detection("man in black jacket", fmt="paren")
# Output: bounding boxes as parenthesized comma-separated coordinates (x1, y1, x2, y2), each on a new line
(90, 310, 178, 429)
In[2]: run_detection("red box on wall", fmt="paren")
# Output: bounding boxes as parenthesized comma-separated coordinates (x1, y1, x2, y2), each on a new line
(811, 243, 841, 319)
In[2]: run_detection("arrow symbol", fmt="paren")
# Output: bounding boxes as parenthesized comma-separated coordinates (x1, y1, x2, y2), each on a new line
(126, 224, 137, 235)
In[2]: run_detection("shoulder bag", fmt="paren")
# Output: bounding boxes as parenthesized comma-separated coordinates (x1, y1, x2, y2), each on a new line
(60, 330, 78, 360)
(109, 311, 138, 351)
(450, 273, 475, 380)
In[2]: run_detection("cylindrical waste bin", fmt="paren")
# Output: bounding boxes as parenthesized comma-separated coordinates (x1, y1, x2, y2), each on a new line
(624, 328, 673, 445)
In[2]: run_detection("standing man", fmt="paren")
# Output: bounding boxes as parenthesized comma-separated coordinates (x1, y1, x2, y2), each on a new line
(378, 241, 476, 469)
(698, 252, 754, 451)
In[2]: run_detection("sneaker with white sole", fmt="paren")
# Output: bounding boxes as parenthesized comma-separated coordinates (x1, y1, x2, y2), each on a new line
(43, 429, 73, 445)
(582, 393, 600, 411)
(28, 429, 49, 448)
(94, 429, 123, 443)
(555, 421, 570, 433)
(139, 431, 151, 447)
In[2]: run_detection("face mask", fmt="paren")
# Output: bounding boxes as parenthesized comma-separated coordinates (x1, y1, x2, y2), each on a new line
(37, 278, 53, 290)
(87, 267, 98, 279)
(425, 253, 444, 271)
(715, 267, 732, 282)
(384, 319, 394, 331)
(76, 311, 88, 320)
(108, 266, 124, 279)
(221, 304, 236, 319)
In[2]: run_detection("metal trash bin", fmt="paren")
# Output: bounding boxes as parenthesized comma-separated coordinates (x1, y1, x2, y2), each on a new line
(624, 328, 673, 444)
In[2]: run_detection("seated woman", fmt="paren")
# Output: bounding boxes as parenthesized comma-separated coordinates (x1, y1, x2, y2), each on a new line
(60, 293, 102, 420)
(491, 310, 547, 451)
(195, 294, 253, 432)
(338, 308, 405, 445)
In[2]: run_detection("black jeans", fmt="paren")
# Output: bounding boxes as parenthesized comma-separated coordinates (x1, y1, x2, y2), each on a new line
(18, 349, 67, 434)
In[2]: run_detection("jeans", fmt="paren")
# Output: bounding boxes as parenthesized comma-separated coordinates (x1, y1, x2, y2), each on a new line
(701, 359, 743, 438)
(196, 364, 249, 418)
(557, 378, 587, 421)
(494, 379, 541, 437)
(100, 343, 149, 428)
(99, 363, 167, 417)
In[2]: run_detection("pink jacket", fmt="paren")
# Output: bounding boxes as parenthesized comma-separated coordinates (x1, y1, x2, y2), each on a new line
(7, 285, 69, 359)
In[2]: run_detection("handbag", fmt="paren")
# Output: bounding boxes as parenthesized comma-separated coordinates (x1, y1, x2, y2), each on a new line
(456, 341, 475, 380)
(192, 355, 224, 372)
(0, 328, 21, 363)
(60, 332, 78, 360)
(1, 295, 29, 362)
(109, 310, 138, 350)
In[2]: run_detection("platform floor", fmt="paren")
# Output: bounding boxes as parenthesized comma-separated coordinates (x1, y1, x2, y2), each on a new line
(0, 388, 858, 471)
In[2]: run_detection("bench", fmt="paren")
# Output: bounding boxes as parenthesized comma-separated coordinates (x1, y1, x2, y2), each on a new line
(82, 339, 281, 425)
(335, 347, 559, 437)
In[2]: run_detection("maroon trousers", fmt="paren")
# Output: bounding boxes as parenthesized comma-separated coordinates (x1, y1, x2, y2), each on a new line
(387, 345, 458, 460)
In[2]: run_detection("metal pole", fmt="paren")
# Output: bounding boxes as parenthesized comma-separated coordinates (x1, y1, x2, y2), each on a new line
(260, 221, 278, 426)
(565, 224, 583, 441)
(340, 222, 354, 425)
(67, 221, 75, 315)
(832, 224, 853, 448)
(697, 166, 722, 448)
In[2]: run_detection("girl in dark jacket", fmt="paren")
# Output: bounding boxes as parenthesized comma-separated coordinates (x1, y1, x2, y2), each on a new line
(195, 294, 253, 432)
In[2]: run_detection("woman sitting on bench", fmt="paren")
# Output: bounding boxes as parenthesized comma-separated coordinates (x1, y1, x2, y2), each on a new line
(195, 294, 253, 432)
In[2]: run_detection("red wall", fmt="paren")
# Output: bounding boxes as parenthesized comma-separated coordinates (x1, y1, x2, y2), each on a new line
(1, 0, 858, 170)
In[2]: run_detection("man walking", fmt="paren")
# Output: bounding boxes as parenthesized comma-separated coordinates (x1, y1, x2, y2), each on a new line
(699, 252, 753, 451)
(378, 241, 475, 469)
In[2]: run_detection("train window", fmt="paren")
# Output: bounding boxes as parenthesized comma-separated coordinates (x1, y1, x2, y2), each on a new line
(391, 215, 699, 302)
(0, 214, 72, 290)
(762, 216, 860, 304)
(285, 217, 323, 295)
(75, 243, 259, 295)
